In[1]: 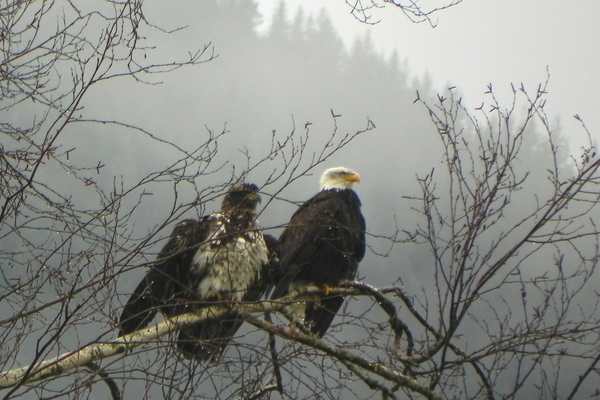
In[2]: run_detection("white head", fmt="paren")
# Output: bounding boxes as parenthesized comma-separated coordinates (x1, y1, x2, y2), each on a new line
(319, 166, 361, 191)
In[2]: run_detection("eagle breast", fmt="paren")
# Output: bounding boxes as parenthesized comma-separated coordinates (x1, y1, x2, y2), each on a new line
(191, 213, 268, 302)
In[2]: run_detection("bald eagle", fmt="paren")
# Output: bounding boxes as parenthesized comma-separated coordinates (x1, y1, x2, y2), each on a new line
(118, 183, 279, 361)
(271, 167, 366, 337)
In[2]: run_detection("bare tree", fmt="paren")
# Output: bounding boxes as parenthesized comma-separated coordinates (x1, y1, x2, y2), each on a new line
(0, 0, 217, 398)
(395, 79, 600, 399)
(345, 0, 464, 25)
(3, 1, 600, 400)
(0, 4, 376, 399)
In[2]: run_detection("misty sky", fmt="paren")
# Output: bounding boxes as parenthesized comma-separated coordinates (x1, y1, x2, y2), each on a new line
(98, 0, 598, 289)
(101, 1, 597, 397)
(4, 0, 600, 398)
(257, 0, 600, 151)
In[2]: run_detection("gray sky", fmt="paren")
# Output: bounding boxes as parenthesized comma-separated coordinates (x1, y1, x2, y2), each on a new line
(257, 0, 600, 151)
(104, 2, 597, 397)
(4, 1, 600, 398)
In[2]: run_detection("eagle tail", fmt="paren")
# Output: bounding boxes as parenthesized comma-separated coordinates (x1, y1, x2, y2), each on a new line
(306, 296, 345, 338)
(176, 312, 244, 362)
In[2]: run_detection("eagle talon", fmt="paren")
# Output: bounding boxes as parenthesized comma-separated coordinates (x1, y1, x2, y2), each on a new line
(321, 284, 332, 297)
(212, 292, 234, 307)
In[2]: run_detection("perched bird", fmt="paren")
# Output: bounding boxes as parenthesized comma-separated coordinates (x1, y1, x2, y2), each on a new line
(271, 167, 366, 337)
(118, 183, 279, 361)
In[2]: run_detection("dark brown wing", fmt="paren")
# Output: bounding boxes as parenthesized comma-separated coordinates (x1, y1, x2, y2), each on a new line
(271, 189, 365, 336)
(261, 234, 282, 292)
(118, 219, 209, 337)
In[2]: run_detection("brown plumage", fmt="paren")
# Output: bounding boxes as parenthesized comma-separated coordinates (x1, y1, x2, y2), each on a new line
(271, 167, 366, 337)
(118, 183, 279, 361)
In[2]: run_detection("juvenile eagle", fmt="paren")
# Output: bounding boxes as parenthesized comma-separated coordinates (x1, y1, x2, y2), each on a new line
(118, 183, 279, 361)
(271, 167, 366, 336)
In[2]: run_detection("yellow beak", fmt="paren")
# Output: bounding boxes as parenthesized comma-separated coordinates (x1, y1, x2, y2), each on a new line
(346, 172, 361, 184)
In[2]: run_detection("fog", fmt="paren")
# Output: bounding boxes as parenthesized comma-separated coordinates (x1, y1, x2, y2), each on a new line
(2, 1, 599, 399)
